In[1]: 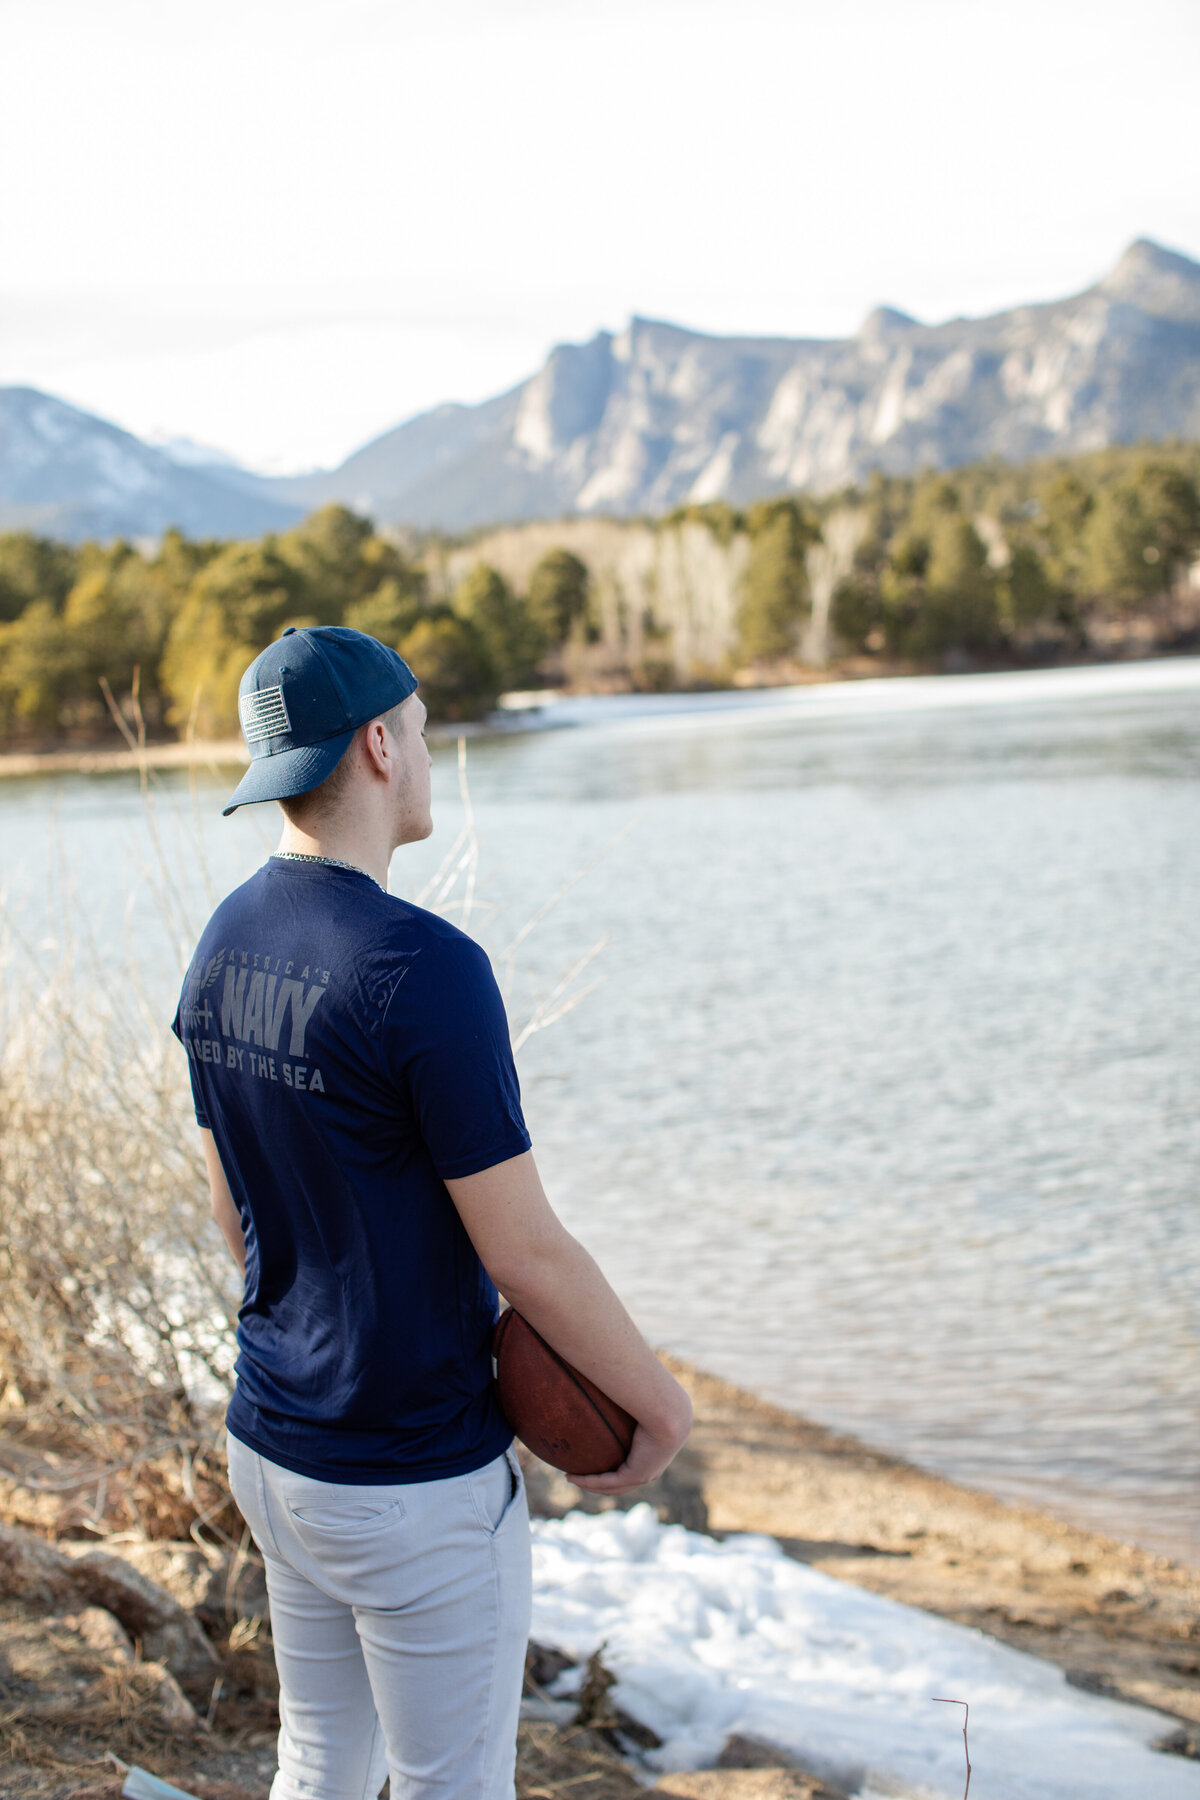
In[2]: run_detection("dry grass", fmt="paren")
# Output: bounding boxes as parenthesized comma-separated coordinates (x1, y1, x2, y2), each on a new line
(0, 889, 241, 1544)
(1, 1722, 642, 1800)
(0, 1607, 640, 1800)
(516, 1721, 645, 1800)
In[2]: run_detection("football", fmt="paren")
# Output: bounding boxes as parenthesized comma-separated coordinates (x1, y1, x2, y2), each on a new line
(491, 1308, 636, 1476)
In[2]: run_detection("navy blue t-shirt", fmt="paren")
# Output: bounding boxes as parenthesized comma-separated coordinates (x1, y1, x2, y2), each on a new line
(171, 856, 530, 1483)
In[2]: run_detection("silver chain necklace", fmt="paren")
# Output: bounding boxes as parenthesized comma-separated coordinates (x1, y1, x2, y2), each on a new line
(273, 850, 386, 893)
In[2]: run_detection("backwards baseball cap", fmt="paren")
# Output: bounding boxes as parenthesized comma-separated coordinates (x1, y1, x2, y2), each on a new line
(222, 625, 418, 816)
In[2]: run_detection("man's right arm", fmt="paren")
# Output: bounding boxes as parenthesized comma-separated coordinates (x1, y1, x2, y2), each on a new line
(201, 1127, 247, 1275)
(445, 1149, 692, 1495)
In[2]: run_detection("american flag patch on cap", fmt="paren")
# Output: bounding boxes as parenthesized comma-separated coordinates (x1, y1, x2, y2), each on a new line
(239, 684, 291, 745)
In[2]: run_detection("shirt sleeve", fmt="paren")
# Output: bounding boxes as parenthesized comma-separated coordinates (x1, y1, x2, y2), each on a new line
(171, 999, 212, 1129)
(185, 1061, 212, 1130)
(381, 935, 531, 1180)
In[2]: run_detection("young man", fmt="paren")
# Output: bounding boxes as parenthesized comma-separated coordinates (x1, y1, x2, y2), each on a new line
(173, 626, 691, 1800)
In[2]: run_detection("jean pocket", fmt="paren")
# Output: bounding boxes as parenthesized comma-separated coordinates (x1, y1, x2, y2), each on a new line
(286, 1498, 405, 1534)
(469, 1448, 524, 1538)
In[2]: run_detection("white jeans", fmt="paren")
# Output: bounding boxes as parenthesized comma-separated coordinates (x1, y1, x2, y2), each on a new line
(227, 1433, 532, 1800)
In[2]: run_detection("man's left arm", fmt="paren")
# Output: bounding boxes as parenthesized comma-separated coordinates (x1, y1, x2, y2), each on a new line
(200, 1127, 247, 1273)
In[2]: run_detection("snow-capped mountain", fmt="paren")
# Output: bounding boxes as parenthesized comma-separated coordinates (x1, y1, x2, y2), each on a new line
(273, 237, 1200, 530)
(149, 434, 247, 473)
(0, 388, 302, 541)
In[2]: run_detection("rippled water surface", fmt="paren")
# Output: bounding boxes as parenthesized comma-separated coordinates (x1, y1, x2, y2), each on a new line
(2, 660, 1197, 1563)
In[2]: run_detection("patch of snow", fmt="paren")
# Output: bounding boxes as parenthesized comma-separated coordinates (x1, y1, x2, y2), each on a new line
(91, 434, 163, 499)
(29, 397, 80, 448)
(151, 434, 246, 472)
(531, 1507, 1200, 1800)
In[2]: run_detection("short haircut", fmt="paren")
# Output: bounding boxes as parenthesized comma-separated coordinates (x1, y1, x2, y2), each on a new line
(277, 697, 412, 828)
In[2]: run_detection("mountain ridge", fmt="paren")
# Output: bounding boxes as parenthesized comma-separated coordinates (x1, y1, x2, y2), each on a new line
(0, 386, 303, 542)
(2, 238, 1198, 541)
(263, 236, 1200, 530)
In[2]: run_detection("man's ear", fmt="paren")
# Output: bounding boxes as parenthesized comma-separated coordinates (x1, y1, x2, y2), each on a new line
(362, 718, 392, 778)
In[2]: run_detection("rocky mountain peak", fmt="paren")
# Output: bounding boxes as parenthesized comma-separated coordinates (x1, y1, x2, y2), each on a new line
(858, 305, 919, 341)
(1096, 237, 1200, 322)
(258, 239, 1200, 528)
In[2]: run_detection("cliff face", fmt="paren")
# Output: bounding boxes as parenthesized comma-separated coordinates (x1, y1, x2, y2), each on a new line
(279, 239, 1200, 530)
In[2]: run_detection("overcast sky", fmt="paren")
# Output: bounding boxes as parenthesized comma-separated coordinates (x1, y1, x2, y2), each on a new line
(2, 0, 1197, 472)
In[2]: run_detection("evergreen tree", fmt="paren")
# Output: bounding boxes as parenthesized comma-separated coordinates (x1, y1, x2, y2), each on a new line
(453, 563, 540, 689)
(343, 579, 423, 647)
(527, 548, 591, 647)
(61, 545, 175, 729)
(830, 576, 882, 651)
(0, 532, 77, 623)
(1083, 462, 1200, 606)
(276, 505, 375, 621)
(1040, 472, 1093, 594)
(878, 530, 930, 653)
(999, 543, 1056, 632)
(0, 601, 75, 733)
(919, 513, 1000, 654)
(161, 539, 307, 734)
(738, 500, 816, 660)
(398, 612, 498, 722)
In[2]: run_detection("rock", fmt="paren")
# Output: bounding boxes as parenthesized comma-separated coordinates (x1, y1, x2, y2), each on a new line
(89, 1536, 269, 1634)
(139, 1661, 203, 1732)
(83, 1539, 224, 1613)
(524, 1639, 576, 1692)
(1065, 1666, 1123, 1699)
(0, 1602, 199, 1733)
(1155, 1725, 1200, 1759)
(651, 1772, 850, 1800)
(705, 1738, 854, 1796)
(0, 1519, 219, 1686)
(65, 1605, 136, 1662)
(717, 1737, 803, 1769)
(66, 1546, 220, 1686)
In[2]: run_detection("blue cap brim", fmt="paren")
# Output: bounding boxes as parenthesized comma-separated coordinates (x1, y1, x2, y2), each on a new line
(222, 729, 357, 816)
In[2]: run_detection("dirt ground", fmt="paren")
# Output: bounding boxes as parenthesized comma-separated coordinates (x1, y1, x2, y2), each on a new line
(1, 1357, 1196, 1798)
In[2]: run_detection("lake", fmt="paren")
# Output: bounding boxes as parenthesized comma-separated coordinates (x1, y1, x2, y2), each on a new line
(2, 657, 1197, 1565)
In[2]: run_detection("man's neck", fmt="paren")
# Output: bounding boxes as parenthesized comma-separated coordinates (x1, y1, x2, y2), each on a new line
(276, 820, 391, 893)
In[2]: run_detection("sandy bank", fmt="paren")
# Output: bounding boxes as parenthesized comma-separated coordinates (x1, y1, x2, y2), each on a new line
(662, 1358, 1200, 1735)
(0, 739, 247, 779)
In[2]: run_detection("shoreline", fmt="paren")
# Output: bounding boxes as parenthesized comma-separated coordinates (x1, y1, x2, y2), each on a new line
(0, 737, 249, 779)
(649, 1358, 1200, 1738)
(2, 649, 1198, 781)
